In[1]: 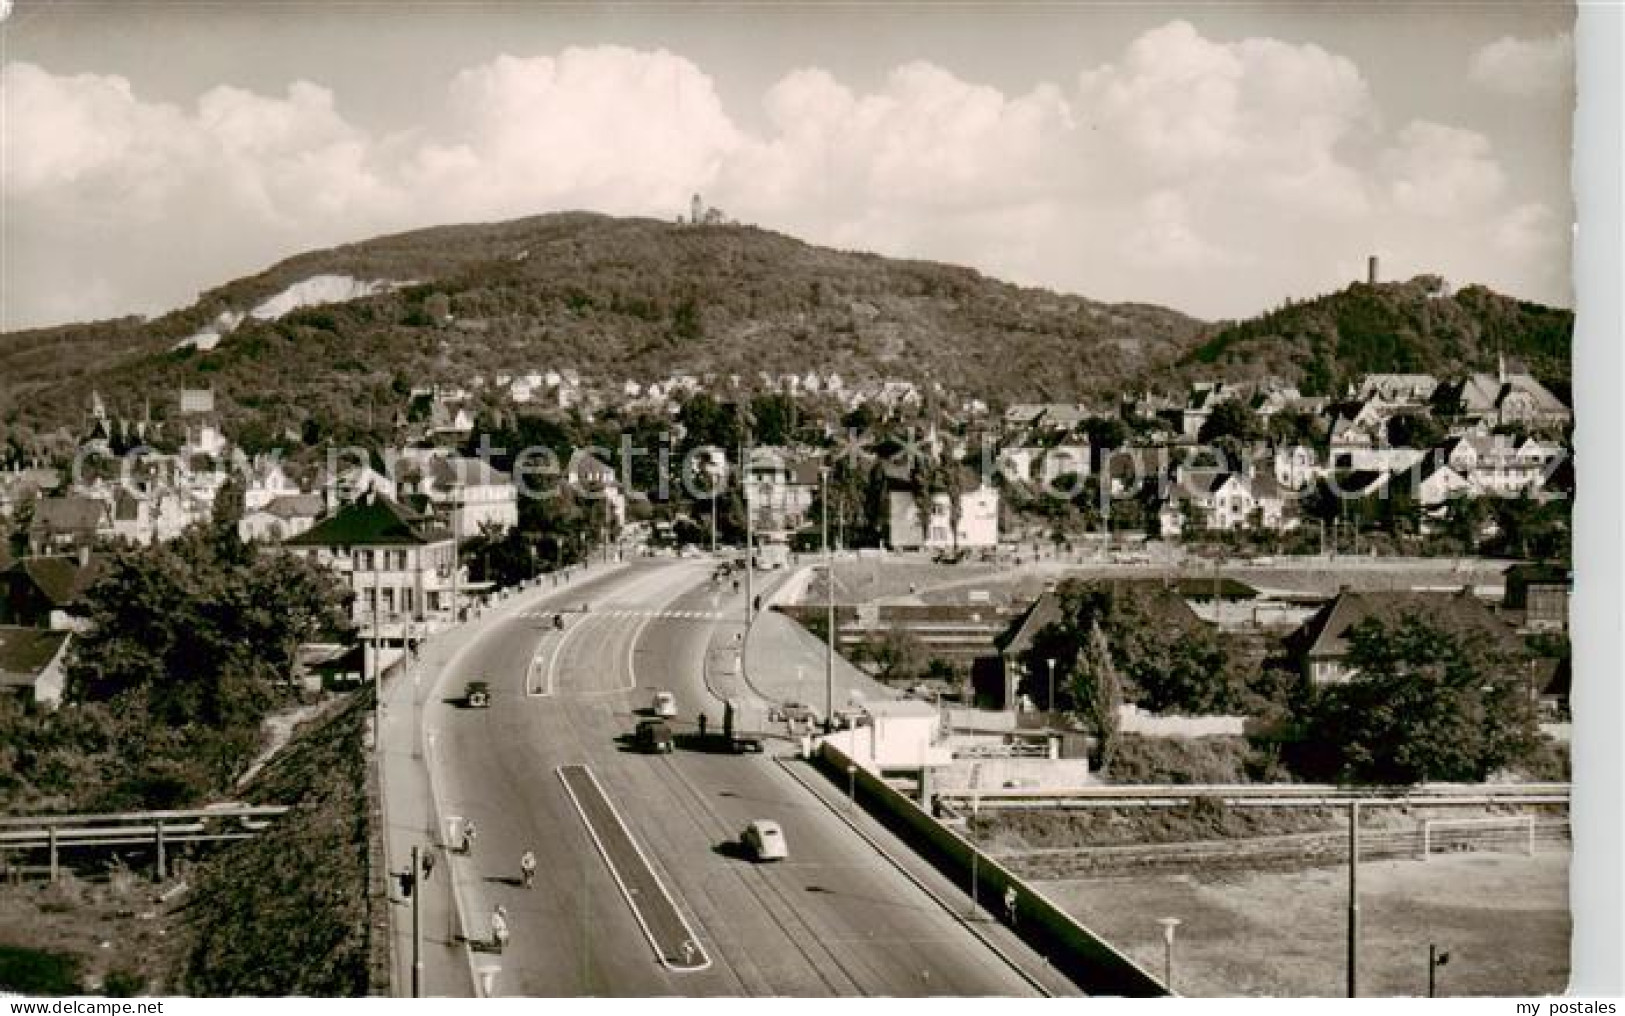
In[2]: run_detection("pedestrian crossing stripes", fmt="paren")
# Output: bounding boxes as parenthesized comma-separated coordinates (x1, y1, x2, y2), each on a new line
(517, 608, 733, 622)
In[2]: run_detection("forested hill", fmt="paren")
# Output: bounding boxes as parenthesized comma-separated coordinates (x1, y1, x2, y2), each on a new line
(1178, 275, 1573, 397)
(0, 213, 1203, 443)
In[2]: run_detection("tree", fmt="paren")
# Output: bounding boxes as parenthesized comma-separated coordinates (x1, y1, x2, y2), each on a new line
(1386, 411, 1445, 450)
(59, 526, 352, 807)
(1198, 400, 1263, 444)
(1076, 621, 1123, 771)
(855, 627, 928, 684)
(749, 394, 796, 446)
(1025, 581, 1240, 716)
(1302, 612, 1539, 784)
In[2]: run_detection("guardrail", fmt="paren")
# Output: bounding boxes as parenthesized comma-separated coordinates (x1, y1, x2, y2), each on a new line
(817, 739, 1169, 997)
(0, 804, 289, 881)
(932, 782, 1572, 809)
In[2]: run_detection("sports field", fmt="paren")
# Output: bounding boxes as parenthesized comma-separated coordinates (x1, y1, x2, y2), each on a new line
(1041, 849, 1570, 997)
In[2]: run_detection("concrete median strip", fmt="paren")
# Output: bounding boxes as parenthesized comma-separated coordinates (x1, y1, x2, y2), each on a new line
(556, 764, 712, 973)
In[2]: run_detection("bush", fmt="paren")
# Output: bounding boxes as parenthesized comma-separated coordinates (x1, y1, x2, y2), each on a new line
(1103, 734, 1258, 784)
(0, 945, 82, 994)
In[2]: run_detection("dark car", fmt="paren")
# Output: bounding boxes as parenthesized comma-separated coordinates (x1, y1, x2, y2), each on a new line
(635, 719, 675, 753)
(465, 680, 491, 708)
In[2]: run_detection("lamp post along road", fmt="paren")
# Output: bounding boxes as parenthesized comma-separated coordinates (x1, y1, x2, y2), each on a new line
(822, 466, 835, 732)
(1157, 917, 1181, 993)
(1045, 657, 1057, 716)
(410, 844, 423, 997)
(1348, 798, 1361, 998)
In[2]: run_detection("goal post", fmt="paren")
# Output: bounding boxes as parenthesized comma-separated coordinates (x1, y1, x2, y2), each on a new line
(1420, 815, 1537, 860)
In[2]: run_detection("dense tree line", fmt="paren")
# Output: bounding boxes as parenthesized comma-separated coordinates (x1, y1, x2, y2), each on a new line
(0, 524, 352, 812)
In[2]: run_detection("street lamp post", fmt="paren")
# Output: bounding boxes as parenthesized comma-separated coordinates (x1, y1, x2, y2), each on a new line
(1045, 657, 1057, 715)
(411, 844, 424, 997)
(1157, 917, 1182, 993)
(968, 765, 981, 920)
(822, 466, 835, 733)
(1348, 799, 1361, 998)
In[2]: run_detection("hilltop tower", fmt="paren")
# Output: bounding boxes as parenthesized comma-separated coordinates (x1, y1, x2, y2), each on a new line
(1367, 254, 1379, 284)
(691, 193, 703, 225)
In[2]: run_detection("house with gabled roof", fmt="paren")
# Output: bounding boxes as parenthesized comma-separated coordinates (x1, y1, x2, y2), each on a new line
(991, 590, 1068, 710)
(1441, 360, 1571, 429)
(1286, 588, 1518, 685)
(239, 493, 326, 544)
(0, 626, 72, 707)
(1167, 465, 1293, 531)
(743, 447, 820, 535)
(284, 492, 462, 637)
(564, 450, 626, 527)
(0, 553, 104, 630)
(408, 454, 518, 540)
(28, 496, 113, 556)
(111, 487, 190, 546)
(1357, 374, 1439, 405)
(1503, 563, 1570, 632)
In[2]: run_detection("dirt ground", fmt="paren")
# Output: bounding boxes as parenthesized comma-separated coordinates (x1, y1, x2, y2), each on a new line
(1041, 848, 1570, 997)
(0, 867, 184, 994)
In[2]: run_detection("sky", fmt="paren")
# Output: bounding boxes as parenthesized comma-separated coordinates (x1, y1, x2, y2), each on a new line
(0, 1, 1577, 332)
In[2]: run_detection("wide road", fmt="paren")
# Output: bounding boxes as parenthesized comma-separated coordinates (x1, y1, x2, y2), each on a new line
(426, 559, 1049, 996)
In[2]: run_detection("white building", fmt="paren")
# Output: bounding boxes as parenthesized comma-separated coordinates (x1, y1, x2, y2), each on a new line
(243, 456, 300, 513)
(284, 492, 464, 637)
(239, 493, 326, 544)
(888, 485, 1000, 550)
(416, 455, 519, 540)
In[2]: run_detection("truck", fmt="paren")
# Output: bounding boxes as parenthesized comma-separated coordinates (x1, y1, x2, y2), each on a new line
(753, 540, 790, 571)
(634, 719, 675, 753)
(720, 699, 766, 754)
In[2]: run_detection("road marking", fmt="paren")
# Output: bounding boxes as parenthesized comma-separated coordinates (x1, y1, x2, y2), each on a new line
(539, 621, 585, 699)
(526, 631, 561, 698)
(555, 765, 711, 973)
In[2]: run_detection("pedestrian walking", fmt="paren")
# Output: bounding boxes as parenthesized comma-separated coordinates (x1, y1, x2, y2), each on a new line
(1004, 885, 1018, 927)
(520, 849, 537, 890)
(490, 905, 510, 953)
(461, 818, 478, 855)
(697, 712, 709, 738)
(421, 848, 436, 881)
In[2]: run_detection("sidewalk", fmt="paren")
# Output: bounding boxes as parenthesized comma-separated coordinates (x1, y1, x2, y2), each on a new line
(374, 561, 627, 997)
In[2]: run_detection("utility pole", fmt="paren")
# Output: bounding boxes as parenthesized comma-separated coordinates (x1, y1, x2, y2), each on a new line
(372, 552, 382, 743)
(743, 434, 754, 624)
(1348, 799, 1361, 998)
(823, 466, 835, 733)
(1428, 944, 1449, 997)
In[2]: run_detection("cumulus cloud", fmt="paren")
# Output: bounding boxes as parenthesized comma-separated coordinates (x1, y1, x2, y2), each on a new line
(0, 21, 1569, 331)
(409, 47, 741, 219)
(1379, 121, 1507, 218)
(1469, 33, 1573, 97)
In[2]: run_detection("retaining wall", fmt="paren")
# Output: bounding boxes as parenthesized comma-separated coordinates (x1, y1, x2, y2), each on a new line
(817, 738, 1168, 997)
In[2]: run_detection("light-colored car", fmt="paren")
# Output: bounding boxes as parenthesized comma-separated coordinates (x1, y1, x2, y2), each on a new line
(740, 819, 788, 862)
(652, 691, 678, 718)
